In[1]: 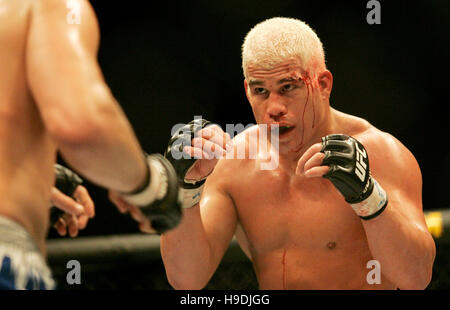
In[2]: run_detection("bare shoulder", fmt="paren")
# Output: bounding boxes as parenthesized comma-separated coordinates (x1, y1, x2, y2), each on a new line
(334, 110, 422, 199)
(356, 126, 423, 204)
(30, 0, 100, 52)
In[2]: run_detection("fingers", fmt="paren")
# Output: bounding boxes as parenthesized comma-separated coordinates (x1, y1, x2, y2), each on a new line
(304, 166, 330, 178)
(52, 185, 95, 236)
(199, 125, 232, 148)
(193, 125, 232, 158)
(109, 190, 133, 214)
(296, 142, 330, 178)
(303, 152, 325, 173)
(50, 187, 84, 216)
(296, 143, 322, 175)
(73, 185, 95, 218)
(108, 191, 155, 233)
(54, 218, 67, 236)
(191, 137, 227, 159)
(183, 145, 212, 160)
(54, 214, 79, 237)
(138, 218, 156, 234)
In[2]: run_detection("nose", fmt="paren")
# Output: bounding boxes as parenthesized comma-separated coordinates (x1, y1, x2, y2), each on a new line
(266, 93, 287, 120)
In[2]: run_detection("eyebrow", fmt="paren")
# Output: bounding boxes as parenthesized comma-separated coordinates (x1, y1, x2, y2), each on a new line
(277, 77, 300, 84)
(248, 79, 264, 87)
(248, 77, 300, 87)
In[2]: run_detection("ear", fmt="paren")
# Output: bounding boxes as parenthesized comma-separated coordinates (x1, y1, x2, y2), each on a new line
(317, 70, 333, 100)
(244, 79, 250, 102)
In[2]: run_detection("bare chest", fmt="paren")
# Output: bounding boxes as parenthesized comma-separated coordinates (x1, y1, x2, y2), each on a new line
(229, 168, 367, 255)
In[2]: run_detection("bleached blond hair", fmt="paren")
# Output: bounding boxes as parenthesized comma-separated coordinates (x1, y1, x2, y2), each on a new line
(241, 17, 326, 79)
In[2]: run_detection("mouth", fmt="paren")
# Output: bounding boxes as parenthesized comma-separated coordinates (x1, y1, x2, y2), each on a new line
(270, 124, 295, 137)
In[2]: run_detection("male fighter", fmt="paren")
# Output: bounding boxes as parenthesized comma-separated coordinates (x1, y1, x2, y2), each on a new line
(0, 0, 180, 289)
(117, 17, 436, 289)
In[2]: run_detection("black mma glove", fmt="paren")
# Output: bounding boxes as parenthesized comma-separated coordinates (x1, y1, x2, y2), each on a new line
(164, 118, 211, 209)
(119, 154, 182, 234)
(321, 134, 388, 220)
(50, 164, 83, 226)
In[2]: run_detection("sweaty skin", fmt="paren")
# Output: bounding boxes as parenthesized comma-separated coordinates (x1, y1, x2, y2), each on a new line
(0, 0, 54, 254)
(161, 59, 435, 290)
(0, 0, 148, 255)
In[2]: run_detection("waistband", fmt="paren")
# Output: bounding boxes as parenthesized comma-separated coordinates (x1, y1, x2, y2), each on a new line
(0, 215, 55, 290)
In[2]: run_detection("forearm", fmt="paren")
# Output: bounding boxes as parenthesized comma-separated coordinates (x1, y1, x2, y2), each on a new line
(362, 202, 435, 289)
(160, 206, 214, 290)
(55, 98, 148, 193)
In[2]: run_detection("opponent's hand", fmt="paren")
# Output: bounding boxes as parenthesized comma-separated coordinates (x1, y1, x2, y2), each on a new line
(109, 190, 156, 234)
(297, 134, 387, 220)
(165, 119, 231, 208)
(50, 185, 95, 237)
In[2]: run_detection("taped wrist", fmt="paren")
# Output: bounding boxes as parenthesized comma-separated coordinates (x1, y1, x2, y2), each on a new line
(179, 179, 206, 209)
(119, 154, 182, 234)
(120, 155, 168, 206)
(320, 134, 388, 220)
(349, 178, 388, 220)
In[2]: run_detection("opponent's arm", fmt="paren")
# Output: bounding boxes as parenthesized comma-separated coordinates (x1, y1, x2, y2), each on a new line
(297, 131, 435, 289)
(26, 0, 147, 193)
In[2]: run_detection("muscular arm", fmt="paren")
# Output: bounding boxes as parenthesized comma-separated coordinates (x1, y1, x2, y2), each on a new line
(160, 169, 238, 290)
(359, 131, 435, 289)
(26, 0, 147, 192)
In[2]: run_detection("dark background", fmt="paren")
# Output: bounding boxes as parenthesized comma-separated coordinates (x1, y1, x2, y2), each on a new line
(48, 0, 449, 290)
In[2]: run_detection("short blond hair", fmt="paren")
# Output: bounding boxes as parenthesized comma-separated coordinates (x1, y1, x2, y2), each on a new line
(241, 17, 326, 79)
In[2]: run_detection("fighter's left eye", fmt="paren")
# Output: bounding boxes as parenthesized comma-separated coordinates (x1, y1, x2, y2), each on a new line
(281, 84, 296, 92)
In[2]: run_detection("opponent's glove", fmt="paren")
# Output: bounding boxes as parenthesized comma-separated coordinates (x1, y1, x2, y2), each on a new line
(50, 164, 83, 226)
(119, 154, 182, 234)
(164, 118, 211, 209)
(321, 134, 388, 220)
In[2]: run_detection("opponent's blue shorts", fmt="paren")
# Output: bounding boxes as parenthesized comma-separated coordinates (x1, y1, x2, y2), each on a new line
(0, 216, 55, 290)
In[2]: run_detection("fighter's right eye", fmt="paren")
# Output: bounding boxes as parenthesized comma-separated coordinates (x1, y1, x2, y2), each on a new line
(253, 87, 268, 95)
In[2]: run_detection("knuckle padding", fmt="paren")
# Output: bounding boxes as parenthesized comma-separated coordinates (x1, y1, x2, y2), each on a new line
(322, 150, 353, 166)
(323, 165, 362, 199)
(164, 119, 211, 187)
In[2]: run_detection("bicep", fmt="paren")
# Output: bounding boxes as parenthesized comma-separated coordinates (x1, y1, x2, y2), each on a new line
(26, 0, 105, 120)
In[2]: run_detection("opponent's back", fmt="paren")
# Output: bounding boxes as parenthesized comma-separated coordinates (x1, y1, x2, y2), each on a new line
(0, 0, 59, 249)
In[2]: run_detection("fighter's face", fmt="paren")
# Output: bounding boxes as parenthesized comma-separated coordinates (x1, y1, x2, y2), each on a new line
(244, 59, 322, 153)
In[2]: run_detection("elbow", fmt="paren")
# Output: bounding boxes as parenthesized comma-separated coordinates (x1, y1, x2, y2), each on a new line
(398, 269, 433, 290)
(398, 238, 436, 290)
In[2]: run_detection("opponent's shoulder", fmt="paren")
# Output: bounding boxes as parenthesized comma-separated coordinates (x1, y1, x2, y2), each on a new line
(30, 0, 100, 52)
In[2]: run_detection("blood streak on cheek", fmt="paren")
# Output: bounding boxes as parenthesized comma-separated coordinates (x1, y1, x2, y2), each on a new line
(292, 74, 315, 151)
